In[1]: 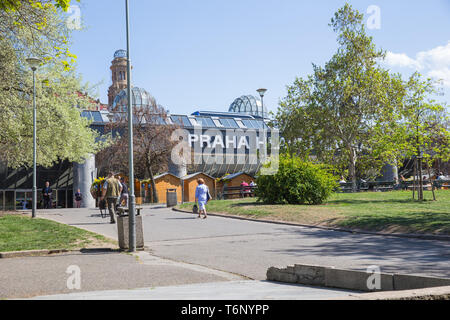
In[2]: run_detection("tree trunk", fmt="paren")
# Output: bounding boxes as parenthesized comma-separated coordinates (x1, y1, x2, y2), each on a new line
(418, 155, 424, 201)
(413, 159, 417, 200)
(147, 165, 158, 204)
(348, 146, 357, 192)
(427, 166, 436, 201)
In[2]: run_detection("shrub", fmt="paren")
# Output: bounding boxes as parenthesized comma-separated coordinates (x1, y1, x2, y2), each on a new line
(255, 155, 337, 205)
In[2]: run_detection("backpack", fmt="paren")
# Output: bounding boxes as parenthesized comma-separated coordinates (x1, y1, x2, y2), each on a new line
(193, 204, 198, 214)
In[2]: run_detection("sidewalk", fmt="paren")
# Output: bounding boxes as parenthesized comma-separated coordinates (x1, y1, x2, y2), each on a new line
(28, 280, 357, 300)
(0, 250, 242, 300)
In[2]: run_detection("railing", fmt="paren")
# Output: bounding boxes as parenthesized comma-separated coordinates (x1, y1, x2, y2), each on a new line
(218, 186, 257, 200)
(339, 179, 450, 193)
(0, 188, 73, 211)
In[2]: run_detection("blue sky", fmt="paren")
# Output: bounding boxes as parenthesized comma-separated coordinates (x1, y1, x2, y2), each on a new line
(68, 0, 450, 115)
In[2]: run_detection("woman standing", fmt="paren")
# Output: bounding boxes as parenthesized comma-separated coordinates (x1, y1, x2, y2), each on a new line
(195, 178, 210, 219)
(74, 189, 83, 208)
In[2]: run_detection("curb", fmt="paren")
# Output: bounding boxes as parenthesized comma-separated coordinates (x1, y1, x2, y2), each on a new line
(0, 248, 120, 259)
(172, 208, 450, 242)
(332, 286, 450, 300)
(266, 264, 450, 293)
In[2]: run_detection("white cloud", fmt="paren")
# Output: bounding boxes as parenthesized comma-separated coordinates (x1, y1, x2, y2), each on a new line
(385, 52, 421, 69)
(384, 41, 450, 88)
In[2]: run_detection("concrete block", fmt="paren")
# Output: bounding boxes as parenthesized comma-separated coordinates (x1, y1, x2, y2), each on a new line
(266, 267, 281, 281)
(278, 271, 298, 283)
(394, 274, 450, 291)
(325, 268, 394, 292)
(266, 267, 298, 283)
(294, 264, 326, 286)
(117, 215, 144, 250)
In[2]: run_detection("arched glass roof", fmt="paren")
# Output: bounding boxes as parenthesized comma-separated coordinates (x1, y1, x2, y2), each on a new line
(112, 87, 156, 113)
(229, 95, 268, 119)
(114, 49, 127, 59)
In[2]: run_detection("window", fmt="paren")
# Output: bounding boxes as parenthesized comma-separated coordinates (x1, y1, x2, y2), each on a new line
(92, 112, 104, 123)
(220, 118, 239, 128)
(236, 120, 247, 129)
(196, 117, 215, 128)
(189, 118, 199, 126)
(171, 116, 192, 127)
(213, 119, 223, 127)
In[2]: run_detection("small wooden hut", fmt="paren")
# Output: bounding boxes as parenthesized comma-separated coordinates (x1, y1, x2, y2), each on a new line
(152, 173, 182, 204)
(182, 172, 216, 203)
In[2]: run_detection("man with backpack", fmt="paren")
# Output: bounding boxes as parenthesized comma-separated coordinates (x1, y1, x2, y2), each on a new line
(100, 172, 122, 224)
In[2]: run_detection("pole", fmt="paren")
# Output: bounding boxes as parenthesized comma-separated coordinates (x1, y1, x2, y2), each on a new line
(125, 0, 136, 252)
(260, 95, 263, 118)
(32, 68, 37, 218)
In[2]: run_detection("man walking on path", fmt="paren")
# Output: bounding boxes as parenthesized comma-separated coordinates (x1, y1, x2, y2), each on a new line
(42, 181, 53, 209)
(100, 172, 122, 224)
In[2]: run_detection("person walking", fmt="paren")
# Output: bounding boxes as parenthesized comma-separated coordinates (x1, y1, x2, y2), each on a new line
(100, 172, 122, 224)
(119, 177, 129, 207)
(42, 181, 53, 209)
(74, 189, 83, 208)
(195, 178, 210, 219)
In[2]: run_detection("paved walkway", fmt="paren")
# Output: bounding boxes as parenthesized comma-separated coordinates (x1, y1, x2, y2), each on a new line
(38, 207, 450, 280)
(0, 250, 240, 299)
(29, 280, 357, 300)
(4, 206, 446, 299)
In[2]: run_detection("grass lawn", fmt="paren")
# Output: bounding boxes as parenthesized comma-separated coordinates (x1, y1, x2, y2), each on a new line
(178, 190, 450, 235)
(0, 214, 113, 252)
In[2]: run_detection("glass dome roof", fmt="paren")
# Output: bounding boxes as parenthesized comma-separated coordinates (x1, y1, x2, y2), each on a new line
(114, 49, 127, 59)
(229, 95, 268, 119)
(112, 87, 156, 113)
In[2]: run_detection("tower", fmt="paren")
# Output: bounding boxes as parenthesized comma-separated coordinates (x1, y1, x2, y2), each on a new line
(107, 50, 132, 108)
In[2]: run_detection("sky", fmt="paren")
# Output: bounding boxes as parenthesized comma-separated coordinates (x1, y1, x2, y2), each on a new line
(67, 0, 450, 115)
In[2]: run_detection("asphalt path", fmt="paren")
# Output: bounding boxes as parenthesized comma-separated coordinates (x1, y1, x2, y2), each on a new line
(38, 206, 450, 280)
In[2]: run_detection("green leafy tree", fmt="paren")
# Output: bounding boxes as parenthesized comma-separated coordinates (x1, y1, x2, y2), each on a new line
(0, 0, 105, 169)
(397, 73, 449, 201)
(0, 0, 79, 70)
(276, 4, 403, 191)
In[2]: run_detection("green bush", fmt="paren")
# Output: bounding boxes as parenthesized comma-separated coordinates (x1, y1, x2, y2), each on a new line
(255, 155, 338, 205)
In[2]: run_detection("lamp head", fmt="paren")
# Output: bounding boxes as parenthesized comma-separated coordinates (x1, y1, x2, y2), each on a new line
(26, 57, 42, 71)
(257, 88, 267, 98)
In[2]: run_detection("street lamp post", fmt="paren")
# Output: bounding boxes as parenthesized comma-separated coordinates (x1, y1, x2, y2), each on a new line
(125, 0, 136, 252)
(257, 88, 267, 118)
(26, 57, 42, 219)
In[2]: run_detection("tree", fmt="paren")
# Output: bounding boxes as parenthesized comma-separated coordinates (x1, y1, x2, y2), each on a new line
(397, 73, 449, 201)
(0, 0, 79, 70)
(276, 3, 403, 191)
(0, 0, 104, 169)
(97, 103, 178, 203)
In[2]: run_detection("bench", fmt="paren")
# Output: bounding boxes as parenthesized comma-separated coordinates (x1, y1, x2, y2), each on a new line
(434, 180, 450, 189)
(339, 183, 355, 193)
(222, 186, 256, 199)
(368, 181, 396, 192)
(116, 206, 143, 217)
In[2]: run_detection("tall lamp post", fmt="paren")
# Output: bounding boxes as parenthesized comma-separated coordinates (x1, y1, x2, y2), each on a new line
(256, 88, 267, 118)
(26, 57, 42, 219)
(125, 0, 136, 252)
